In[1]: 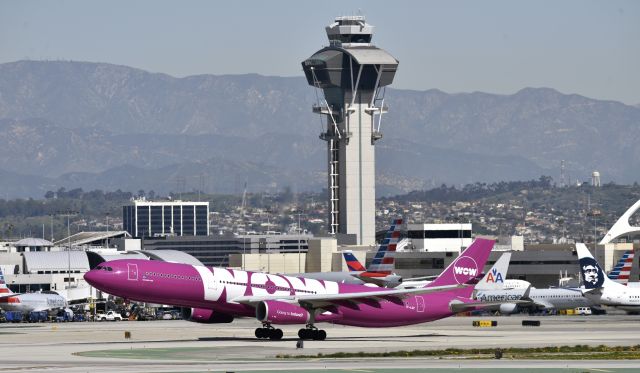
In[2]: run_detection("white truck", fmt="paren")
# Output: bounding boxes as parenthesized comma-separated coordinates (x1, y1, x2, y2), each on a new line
(96, 311, 123, 321)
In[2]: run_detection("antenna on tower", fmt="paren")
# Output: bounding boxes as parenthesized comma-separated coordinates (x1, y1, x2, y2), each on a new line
(560, 160, 566, 187)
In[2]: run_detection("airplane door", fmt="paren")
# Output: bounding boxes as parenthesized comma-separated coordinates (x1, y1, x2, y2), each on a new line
(416, 296, 425, 312)
(127, 263, 138, 281)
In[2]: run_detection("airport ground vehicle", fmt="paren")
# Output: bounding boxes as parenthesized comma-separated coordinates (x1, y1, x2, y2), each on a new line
(96, 310, 123, 321)
(28, 311, 48, 322)
(575, 307, 592, 315)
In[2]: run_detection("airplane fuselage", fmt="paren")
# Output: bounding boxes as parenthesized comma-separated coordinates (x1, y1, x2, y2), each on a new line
(0, 293, 68, 313)
(476, 287, 593, 310)
(86, 259, 470, 327)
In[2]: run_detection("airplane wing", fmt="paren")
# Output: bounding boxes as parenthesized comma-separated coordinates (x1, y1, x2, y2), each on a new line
(232, 283, 465, 309)
(449, 299, 530, 313)
(403, 275, 438, 282)
(0, 294, 21, 300)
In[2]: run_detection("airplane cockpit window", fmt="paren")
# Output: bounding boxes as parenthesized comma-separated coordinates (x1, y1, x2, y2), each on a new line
(107, 267, 113, 271)
(96, 266, 103, 270)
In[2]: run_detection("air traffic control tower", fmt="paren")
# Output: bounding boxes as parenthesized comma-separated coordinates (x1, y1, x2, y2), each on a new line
(302, 16, 398, 246)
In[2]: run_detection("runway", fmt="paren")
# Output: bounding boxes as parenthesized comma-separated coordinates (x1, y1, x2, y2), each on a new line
(1, 315, 639, 372)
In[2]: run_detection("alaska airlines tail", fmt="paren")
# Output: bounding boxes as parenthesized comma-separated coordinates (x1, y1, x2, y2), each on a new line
(367, 218, 403, 274)
(475, 252, 512, 291)
(0, 266, 13, 295)
(343, 251, 367, 272)
(608, 250, 634, 285)
(576, 243, 620, 291)
(426, 238, 495, 296)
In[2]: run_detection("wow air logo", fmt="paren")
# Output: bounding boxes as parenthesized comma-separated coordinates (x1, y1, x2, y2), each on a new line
(485, 268, 504, 284)
(452, 256, 479, 285)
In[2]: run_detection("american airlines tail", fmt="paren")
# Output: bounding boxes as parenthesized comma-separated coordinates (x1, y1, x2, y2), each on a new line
(608, 250, 634, 285)
(0, 266, 13, 295)
(367, 218, 403, 274)
(426, 238, 495, 297)
(576, 243, 621, 291)
(475, 252, 512, 291)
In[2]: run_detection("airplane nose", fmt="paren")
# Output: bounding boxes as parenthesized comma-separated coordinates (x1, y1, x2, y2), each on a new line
(83, 269, 101, 287)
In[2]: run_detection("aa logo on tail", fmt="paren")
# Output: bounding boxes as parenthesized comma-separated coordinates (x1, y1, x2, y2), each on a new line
(485, 268, 504, 284)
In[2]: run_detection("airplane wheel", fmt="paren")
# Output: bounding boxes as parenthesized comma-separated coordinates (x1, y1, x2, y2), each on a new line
(269, 328, 283, 340)
(255, 328, 264, 339)
(298, 328, 309, 340)
(315, 330, 326, 341)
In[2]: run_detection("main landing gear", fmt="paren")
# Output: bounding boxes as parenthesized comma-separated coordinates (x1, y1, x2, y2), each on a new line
(255, 323, 283, 340)
(298, 324, 326, 340)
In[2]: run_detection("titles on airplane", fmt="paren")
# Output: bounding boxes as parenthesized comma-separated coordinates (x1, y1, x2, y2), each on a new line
(485, 268, 504, 283)
(454, 266, 478, 276)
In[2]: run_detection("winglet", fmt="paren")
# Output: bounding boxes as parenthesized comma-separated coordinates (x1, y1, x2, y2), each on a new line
(343, 251, 366, 272)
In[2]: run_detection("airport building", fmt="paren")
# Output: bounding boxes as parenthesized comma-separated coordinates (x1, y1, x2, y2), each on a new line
(123, 199, 209, 238)
(406, 223, 472, 252)
(141, 233, 310, 267)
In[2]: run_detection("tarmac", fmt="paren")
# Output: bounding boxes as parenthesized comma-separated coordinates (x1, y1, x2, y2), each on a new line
(1, 315, 639, 372)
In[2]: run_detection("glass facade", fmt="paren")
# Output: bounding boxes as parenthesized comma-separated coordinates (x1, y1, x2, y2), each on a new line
(123, 202, 209, 238)
(408, 229, 472, 239)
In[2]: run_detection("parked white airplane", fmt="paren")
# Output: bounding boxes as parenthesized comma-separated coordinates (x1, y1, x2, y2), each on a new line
(474, 252, 594, 314)
(0, 267, 68, 313)
(577, 243, 640, 313)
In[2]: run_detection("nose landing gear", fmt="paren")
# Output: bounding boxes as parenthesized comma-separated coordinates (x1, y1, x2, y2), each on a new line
(255, 323, 283, 340)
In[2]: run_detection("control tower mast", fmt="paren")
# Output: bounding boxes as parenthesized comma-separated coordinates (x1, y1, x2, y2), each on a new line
(302, 16, 398, 245)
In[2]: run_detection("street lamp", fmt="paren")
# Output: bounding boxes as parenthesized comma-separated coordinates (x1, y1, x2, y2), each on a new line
(57, 211, 78, 290)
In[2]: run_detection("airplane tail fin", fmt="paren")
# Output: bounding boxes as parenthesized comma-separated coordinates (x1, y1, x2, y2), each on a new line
(343, 251, 367, 272)
(367, 218, 403, 274)
(475, 252, 512, 291)
(0, 266, 13, 295)
(608, 250, 634, 285)
(426, 238, 495, 295)
(576, 243, 619, 291)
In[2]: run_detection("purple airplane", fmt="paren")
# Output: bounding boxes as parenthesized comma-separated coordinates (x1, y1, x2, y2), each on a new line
(85, 238, 495, 340)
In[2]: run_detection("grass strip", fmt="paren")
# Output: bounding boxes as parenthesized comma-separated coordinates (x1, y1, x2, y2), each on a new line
(277, 344, 640, 359)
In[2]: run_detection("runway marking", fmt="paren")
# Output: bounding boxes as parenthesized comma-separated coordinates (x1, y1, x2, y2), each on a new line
(588, 369, 614, 373)
(344, 370, 374, 373)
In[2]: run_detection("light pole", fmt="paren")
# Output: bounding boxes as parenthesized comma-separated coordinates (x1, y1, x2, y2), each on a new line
(106, 212, 110, 248)
(295, 211, 305, 273)
(57, 211, 77, 290)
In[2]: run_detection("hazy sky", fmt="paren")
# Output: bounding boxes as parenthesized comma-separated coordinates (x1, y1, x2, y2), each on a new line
(1, 0, 639, 104)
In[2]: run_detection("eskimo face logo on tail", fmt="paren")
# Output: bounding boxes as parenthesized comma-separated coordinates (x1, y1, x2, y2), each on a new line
(452, 256, 479, 285)
(580, 257, 604, 289)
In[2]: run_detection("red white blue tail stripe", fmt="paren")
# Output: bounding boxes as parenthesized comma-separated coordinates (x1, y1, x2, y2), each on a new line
(608, 250, 634, 284)
(368, 218, 403, 274)
(343, 252, 367, 272)
(0, 266, 12, 294)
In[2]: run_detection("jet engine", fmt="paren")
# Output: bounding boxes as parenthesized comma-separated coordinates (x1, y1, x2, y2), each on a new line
(499, 303, 519, 315)
(256, 301, 310, 325)
(181, 308, 234, 323)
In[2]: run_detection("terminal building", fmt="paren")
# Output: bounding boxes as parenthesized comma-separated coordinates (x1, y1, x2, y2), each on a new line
(141, 233, 310, 267)
(123, 199, 209, 238)
(406, 223, 472, 252)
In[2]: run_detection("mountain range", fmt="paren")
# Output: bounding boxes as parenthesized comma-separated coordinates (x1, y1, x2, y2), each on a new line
(0, 60, 638, 198)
